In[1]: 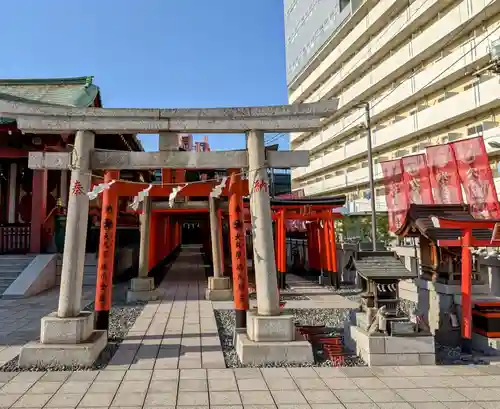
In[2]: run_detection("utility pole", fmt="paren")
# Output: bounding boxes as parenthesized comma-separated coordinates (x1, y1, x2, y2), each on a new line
(364, 102, 378, 251)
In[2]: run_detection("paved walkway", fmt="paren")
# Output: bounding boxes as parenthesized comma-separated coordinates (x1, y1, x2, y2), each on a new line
(0, 246, 500, 407)
(0, 289, 94, 368)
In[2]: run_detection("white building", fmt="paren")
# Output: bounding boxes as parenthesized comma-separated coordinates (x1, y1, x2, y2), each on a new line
(285, 0, 500, 213)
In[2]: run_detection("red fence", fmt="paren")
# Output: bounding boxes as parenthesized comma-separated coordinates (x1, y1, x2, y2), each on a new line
(0, 224, 30, 254)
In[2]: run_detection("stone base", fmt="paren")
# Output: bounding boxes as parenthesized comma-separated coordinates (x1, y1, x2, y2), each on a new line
(41, 311, 94, 344)
(19, 330, 107, 368)
(205, 277, 233, 301)
(344, 324, 435, 366)
(130, 277, 155, 291)
(208, 276, 230, 290)
(235, 329, 314, 365)
(19, 311, 107, 368)
(127, 289, 158, 303)
(205, 288, 233, 301)
(127, 277, 158, 302)
(247, 310, 295, 342)
(472, 332, 500, 356)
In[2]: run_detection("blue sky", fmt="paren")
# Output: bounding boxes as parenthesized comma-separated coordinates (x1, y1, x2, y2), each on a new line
(0, 0, 289, 151)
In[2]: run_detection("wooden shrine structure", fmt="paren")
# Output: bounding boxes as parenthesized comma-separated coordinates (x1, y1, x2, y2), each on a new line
(395, 203, 500, 351)
(0, 77, 143, 254)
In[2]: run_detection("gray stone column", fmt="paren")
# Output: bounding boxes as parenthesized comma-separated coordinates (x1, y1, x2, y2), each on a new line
(58, 130, 95, 318)
(19, 130, 108, 368)
(246, 130, 280, 316)
(209, 197, 223, 278)
(234, 131, 313, 366)
(206, 196, 231, 300)
(127, 196, 157, 302)
(138, 197, 152, 278)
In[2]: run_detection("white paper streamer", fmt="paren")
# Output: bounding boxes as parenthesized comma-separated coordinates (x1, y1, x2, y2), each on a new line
(130, 184, 153, 210)
(209, 176, 228, 199)
(87, 180, 116, 200)
(169, 184, 187, 208)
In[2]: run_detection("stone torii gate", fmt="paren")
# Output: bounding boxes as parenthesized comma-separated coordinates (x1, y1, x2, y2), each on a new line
(0, 99, 338, 367)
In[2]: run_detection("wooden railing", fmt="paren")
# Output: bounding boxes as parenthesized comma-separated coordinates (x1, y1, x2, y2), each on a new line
(0, 223, 31, 254)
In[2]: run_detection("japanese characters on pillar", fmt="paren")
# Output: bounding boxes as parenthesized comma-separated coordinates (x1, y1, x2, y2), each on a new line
(229, 171, 249, 328)
(233, 207, 248, 306)
(71, 180, 85, 196)
(95, 170, 119, 330)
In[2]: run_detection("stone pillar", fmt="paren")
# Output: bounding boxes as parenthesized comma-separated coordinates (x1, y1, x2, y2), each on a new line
(246, 130, 280, 315)
(58, 131, 94, 318)
(206, 197, 232, 300)
(127, 196, 157, 302)
(19, 131, 108, 368)
(245, 130, 297, 340)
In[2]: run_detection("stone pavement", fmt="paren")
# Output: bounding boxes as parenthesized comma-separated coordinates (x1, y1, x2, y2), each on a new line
(0, 289, 95, 367)
(1, 246, 500, 407)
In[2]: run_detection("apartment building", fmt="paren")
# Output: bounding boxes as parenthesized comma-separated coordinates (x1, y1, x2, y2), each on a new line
(285, 0, 500, 213)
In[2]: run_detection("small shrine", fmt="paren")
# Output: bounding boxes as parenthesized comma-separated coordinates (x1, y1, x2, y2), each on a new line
(344, 250, 436, 366)
(380, 135, 500, 357)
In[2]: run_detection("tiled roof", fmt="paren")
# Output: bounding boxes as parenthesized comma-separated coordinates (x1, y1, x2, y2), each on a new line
(352, 251, 416, 280)
(0, 76, 100, 124)
(397, 204, 494, 242)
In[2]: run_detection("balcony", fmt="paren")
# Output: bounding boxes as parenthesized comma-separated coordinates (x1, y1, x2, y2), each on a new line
(302, 0, 439, 105)
(346, 198, 388, 213)
(296, 77, 500, 179)
(289, 0, 422, 104)
(291, 0, 495, 145)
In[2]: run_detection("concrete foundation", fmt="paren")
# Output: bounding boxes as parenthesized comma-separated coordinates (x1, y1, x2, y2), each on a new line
(344, 323, 436, 366)
(247, 309, 295, 342)
(235, 310, 314, 365)
(127, 277, 158, 302)
(20, 331, 107, 368)
(205, 277, 233, 301)
(235, 328, 314, 365)
(18, 311, 107, 368)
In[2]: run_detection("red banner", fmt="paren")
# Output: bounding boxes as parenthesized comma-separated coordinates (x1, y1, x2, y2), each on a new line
(426, 144, 463, 204)
(450, 136, 500, 218)
(402, 154, 434, 205)
(381, 159, 408, 232)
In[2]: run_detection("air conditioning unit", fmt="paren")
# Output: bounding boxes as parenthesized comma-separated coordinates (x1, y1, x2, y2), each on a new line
(490, 38, 500, 62)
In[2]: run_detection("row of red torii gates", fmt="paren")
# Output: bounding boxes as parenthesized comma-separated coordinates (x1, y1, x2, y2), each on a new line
(92, 169, 346, 329)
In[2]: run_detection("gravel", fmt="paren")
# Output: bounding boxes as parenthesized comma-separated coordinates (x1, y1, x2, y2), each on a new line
(214, 308, 365, 368)
(249, 292, 310, 301)
(0, 283, 146, 372)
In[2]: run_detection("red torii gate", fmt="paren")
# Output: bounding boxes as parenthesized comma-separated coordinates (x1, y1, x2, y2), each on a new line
(271, 198, 345, 289)
(430, 216, 500, 351)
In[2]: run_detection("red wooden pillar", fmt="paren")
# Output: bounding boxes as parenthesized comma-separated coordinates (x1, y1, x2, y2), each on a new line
(148, 212, 159, 270)
(279, 210, 287, 289)
(317, 222, 324, 274)
(94, 170, 120, 330)
(274, 212, 280, 273)
(165, 216, 170, 255)
(329, 215, 339, 288)
(323, 214, 332, 283)
(229, 170, 249, 329)
(30, 170, 48, 253)
(462, 228, 473, 348)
